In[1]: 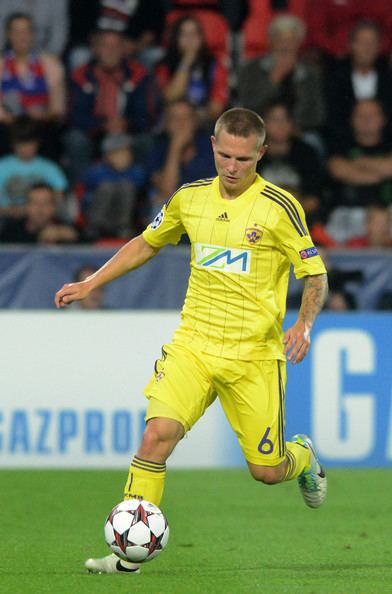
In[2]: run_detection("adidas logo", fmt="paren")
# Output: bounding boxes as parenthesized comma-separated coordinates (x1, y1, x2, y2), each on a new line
(216, 211, 230, 222)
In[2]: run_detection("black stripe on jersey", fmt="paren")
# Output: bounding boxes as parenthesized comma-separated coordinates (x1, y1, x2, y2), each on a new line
(263, 185, 308, 236)
(263, 192, 305, 237)
(277, 361, 285, 457)
(165, 179, 213, 209)
(264, 185, 308, 236)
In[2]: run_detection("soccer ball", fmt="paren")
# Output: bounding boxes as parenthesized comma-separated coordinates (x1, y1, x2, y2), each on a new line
(104, 499, 169, 563)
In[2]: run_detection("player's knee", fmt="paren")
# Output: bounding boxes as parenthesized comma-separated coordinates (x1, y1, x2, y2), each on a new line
(140, 426, 170, 452)
(249, 465, 283, 485)
(139, 419, 184, 459)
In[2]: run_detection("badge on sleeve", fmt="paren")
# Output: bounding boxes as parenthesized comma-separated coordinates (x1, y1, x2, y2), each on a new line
(151, 209, 164, 230)
(299, 246, 319, 259)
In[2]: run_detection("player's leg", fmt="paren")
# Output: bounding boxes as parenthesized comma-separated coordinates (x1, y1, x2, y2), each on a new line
(265, 362, 327, 507)
(122, 344, 215, 506)
(123, 411, 185, 506)
(86, 343, 216, 575)
(215, 358, 326, 505)
(286, 433, 327, 508)
(87, 385, 188, 574)
(86, 414, 184, 575)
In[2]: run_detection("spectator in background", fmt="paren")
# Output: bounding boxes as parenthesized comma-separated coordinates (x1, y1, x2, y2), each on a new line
(327, 99, 392, 243)
(346, 204, 392, 249)
(307, 0, 392, 59)
(238, 15, 325, 139)
(0, 13, 66, 157)
(259, 101, 333, 245)
(97, 0, 166, 67)
(0, 117, 67, 221)
(78, 133, 146, 241)
(72, 265, 106, 310)
(0, 182, 77, 243)
(147, 99, 216, 209)
(240, 0, 311, 60)
(0, 0, 69, 56)
(325, 21, 392, 142)
(325, 290, 357, 311)
(67, 0, 166, 70)
(65, 28, 159, 183)
(155, 16, 228, 124)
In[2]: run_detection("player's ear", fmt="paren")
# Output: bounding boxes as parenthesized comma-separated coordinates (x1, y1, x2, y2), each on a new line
(258, 144, 268, 161)
(211, 135, 216, 151)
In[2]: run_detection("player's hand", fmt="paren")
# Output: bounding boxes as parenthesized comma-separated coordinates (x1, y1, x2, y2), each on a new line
(283, 319, 311, 364)
(55, 280, 92, 308)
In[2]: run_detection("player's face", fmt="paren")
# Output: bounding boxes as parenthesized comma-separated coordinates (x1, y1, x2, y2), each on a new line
(211, 130, 266, 198)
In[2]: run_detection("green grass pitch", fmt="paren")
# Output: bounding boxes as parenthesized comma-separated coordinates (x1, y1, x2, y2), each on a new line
(1, 469, 392, 594)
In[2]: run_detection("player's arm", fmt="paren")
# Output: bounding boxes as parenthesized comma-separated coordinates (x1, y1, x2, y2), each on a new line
(268, 189, 329, 364)
(55, 234, 158, 308)
(284, 273, 328, 364)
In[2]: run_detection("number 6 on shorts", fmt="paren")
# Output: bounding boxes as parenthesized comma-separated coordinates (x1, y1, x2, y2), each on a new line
(258, 426, 274, 454)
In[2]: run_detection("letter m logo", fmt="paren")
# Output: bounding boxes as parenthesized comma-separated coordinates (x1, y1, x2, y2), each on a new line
(194, 243, 251, 274)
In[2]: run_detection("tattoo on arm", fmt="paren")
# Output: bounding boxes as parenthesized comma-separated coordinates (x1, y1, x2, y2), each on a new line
(299, 274, 328, 328)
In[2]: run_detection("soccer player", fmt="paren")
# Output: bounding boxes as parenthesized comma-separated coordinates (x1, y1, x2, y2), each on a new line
(55, 108, 328, 575)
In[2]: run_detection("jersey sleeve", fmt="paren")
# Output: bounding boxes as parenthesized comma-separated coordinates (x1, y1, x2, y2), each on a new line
(270, 192, 327, 279)
(142, 189, 186, 248)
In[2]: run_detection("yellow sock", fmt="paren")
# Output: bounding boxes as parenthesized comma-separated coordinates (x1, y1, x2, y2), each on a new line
(123, 456, 166, 505)
(283, 441, 311, 481)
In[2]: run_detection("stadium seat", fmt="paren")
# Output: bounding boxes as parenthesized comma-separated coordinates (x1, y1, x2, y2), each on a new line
(241, 0, 311, 61)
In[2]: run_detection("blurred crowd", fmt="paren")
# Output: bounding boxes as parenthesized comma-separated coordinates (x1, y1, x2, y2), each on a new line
(0, 0, 391, 310)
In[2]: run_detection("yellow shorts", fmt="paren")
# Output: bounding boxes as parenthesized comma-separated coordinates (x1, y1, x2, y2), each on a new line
(144, 343, 286, 466)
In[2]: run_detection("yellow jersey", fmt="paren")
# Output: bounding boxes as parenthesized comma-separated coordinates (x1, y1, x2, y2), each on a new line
(143, 174, 326, 361)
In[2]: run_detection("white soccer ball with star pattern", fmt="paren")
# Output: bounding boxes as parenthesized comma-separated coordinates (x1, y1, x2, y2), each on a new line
(104, 499, 169, 563)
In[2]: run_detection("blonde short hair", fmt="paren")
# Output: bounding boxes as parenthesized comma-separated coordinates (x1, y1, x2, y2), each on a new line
(214, 108, 266, 148)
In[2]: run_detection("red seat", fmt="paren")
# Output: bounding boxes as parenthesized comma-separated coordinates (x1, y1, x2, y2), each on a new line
(242, 0, 311, 61)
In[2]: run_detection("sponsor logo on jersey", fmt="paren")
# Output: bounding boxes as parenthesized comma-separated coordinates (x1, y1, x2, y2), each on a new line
(299, 246, 319, 259)
(194, 243, 251, 274)
(245, 226, 263, 244)
(150, 209, 164, 230)
(216, 211, 230, 222)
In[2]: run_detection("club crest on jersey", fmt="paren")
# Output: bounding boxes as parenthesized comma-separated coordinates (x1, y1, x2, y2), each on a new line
(299, 246, 319, 259)
(194, 243, 251, 274)
(245, 227, 263, 244)
(155, 370, 165, 382)
(150, 209, 164, 230)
